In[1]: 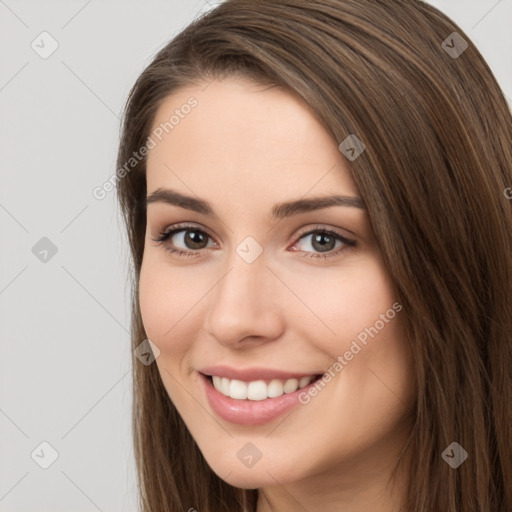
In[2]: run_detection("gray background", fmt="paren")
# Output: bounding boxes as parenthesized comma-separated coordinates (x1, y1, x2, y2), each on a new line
(0, 0, 510, 510)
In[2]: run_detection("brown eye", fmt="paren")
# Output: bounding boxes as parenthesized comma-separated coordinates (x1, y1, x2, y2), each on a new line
(178, 229, 209, 250)
(291, 227, 356, 260)
(151, 224, 216, 257)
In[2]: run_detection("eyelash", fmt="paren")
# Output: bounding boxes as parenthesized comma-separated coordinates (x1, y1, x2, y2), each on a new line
(151, 223, 357, 260)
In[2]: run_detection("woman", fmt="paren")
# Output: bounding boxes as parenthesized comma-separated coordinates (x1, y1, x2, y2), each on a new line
(116, 1, 512, 510)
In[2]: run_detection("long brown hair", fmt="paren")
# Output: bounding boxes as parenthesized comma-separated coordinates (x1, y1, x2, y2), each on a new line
(116, 1, 512, 510)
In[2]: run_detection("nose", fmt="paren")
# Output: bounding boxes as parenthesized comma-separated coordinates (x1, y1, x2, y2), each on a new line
(203, 252, 284, 348)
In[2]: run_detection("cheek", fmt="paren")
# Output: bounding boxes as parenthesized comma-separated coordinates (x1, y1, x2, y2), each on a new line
(138, 254, 201, 351)
(285, 254, 397, 350)
(138, 254, 213, 420)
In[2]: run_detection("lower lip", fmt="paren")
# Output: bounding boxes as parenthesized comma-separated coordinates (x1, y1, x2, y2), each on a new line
(199, 372, 320, 426)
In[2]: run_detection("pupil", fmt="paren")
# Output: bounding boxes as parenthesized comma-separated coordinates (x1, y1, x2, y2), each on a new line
(312, 233, 334, 252)
(186, 230, 207, 249)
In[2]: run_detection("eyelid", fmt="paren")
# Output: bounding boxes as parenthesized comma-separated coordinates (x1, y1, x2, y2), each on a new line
(152, 221, 216, 243)
(294, 223, 353, 240)
(152, 221, 352, 241)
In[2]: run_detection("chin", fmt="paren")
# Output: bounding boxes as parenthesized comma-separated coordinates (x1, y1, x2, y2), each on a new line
(205, 453, 300, 490)
(214, 468, 273, 490)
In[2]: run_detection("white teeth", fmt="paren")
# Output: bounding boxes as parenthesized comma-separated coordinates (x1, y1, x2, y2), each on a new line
(299, 375, 312, 388)
(221, 377, 230, 396)
(247, 380, 267, 401)
(267, 379, 284, 398)
(229, 379, 248, 399)
(210, 375, 316, 400)
(283, 378, 299, 393)
(212, 375, 222, 390)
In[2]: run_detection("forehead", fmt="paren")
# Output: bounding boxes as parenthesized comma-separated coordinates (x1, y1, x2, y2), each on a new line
(146, 77, 360, 208)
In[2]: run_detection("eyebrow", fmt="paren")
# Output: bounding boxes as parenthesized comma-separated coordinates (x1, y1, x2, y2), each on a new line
(146, 187, 365, 220)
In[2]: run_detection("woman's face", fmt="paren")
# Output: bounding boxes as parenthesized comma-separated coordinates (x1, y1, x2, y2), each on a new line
(139, 77, 416, 496)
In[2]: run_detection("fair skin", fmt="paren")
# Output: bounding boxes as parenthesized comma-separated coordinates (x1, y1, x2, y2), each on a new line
(139, 77, 416, 512)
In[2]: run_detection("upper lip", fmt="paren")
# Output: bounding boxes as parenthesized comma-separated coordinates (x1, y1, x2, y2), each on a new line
(199, 365, 321, 382)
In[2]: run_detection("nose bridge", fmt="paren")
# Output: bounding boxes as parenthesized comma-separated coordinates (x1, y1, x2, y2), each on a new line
(216, 233, 269, 303)
(204, 244, 283, 345)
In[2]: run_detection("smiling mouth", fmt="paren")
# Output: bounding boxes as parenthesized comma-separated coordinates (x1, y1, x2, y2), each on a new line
(204, 373, 323, 401)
